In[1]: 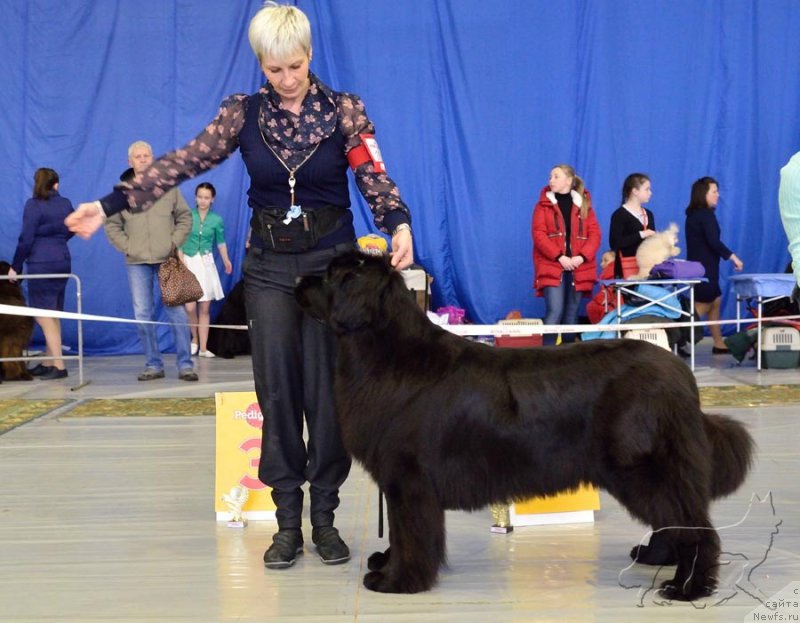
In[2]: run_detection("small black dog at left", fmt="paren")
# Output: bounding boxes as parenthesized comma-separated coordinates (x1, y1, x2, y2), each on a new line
(295, 251, 754, 599)
(0, 261, 34, 381)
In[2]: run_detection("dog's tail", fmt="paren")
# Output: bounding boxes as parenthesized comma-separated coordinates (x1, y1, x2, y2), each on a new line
(704, 413, 755, 499)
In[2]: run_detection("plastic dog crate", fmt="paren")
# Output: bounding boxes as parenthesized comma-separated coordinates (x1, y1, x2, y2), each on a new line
(496, 318, 543, 348)
(761, 326, 800, 369)
(623, 328, 671, 351)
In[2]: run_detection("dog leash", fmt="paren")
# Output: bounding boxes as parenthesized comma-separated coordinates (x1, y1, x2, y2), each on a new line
(378, 489, 384, 538)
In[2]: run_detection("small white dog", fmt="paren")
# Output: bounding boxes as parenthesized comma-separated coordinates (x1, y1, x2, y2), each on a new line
(633, 222, 680, 279)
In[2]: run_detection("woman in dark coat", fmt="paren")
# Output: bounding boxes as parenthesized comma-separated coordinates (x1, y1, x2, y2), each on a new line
(10, 168, 74, 379)
(684, 176, 743, 354)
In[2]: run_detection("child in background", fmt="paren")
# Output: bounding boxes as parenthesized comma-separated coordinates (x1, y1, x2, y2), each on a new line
(180, 182, 232, 357)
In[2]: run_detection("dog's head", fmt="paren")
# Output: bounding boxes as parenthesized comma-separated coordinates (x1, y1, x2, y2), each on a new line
(649, 223, 680, 256)
(295, 250, 409, 334)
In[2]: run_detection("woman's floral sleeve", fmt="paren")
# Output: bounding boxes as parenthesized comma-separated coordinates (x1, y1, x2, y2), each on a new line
(107, 94, 248, 213)
(338, 93, 411, 234)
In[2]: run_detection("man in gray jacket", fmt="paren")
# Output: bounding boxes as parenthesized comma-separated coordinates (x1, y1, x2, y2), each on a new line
(104, 140, 197, 381)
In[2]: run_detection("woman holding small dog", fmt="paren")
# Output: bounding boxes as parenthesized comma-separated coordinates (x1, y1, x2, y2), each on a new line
(685, 176, 743, 354)
(65, 2, 412, 569)
(532, 164, 601, 344)
(10, 167, 74, 380)
(609, 173, 657, 259)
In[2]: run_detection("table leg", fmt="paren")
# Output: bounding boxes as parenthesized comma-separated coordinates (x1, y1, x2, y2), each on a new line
(689, 285, 696, 371)
(757, 297, 763, 371)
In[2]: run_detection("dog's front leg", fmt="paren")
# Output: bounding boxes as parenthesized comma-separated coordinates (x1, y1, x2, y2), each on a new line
(363, 470, 445, 593)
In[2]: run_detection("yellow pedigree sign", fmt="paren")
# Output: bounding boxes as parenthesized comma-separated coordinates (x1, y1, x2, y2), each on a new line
(512, 484, 600, 526)
(214, 392, 275, 520)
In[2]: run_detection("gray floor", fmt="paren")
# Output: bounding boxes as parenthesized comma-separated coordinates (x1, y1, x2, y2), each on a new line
(0, 340, 798, 622)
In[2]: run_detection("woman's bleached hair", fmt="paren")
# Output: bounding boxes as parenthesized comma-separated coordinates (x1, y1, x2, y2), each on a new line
(248, 1, 311, 63)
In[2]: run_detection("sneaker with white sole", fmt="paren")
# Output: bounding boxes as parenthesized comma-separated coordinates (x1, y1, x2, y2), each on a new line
(190, 342, 198, 355)
(264, 529, 304, 569)
(312, 526, 350, 565)
(199, 350, 216, 358)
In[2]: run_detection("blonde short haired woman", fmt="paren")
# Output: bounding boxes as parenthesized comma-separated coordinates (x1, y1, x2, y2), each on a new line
(67, 1, 413, 571)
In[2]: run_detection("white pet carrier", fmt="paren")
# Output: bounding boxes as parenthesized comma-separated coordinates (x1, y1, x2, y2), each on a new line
(623, 328, 671, 351)
(760, 326, 800, 369)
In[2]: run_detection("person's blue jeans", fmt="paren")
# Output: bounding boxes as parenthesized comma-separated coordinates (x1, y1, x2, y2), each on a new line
(126, 263, 193, 372)
(542, 271, 582, 345)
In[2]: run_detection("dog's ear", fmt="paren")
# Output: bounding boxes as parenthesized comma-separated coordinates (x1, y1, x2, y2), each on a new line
(295, 275, 331, 323)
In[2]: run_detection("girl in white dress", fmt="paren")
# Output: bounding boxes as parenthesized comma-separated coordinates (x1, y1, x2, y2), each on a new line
(179, 182, 232, 357)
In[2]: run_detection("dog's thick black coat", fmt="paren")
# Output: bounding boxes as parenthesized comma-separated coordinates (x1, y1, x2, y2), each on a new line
(295, 252, 754, 599)
(0, 261, 35, 381)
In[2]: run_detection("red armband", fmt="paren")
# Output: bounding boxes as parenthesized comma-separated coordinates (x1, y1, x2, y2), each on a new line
(346, 134, 386, 173)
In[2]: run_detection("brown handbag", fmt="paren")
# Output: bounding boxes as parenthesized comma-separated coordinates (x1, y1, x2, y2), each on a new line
(158, 250, 203, 306)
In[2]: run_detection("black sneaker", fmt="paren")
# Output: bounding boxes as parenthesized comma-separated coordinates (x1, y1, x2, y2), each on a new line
(178, 369, 199, 382)
(312, 526, 350, 565)
(137, 368, 165, 381)
(39, 367, 68, 380)
(28, 364, 53, 376)
(263, 529, 304, 569)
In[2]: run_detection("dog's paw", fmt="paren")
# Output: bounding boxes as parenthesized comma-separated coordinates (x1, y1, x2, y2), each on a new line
(367, 547, 390, 571)
(363, 570, 431, 594)
(658, 579, 715, 602)
(363, 571, 385, 592)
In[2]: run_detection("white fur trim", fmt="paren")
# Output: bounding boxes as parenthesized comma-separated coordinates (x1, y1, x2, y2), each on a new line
(545, 189, 583, 208)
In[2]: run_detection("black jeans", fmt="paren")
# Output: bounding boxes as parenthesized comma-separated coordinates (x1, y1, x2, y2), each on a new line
(243, 244, 354, 530)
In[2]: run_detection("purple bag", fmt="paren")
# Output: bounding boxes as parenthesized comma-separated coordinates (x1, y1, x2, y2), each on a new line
(436, 306, 466, 324)
(650, 259, 706, 279)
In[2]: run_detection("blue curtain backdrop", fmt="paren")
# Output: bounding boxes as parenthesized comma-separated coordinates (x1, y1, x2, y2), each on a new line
(1, 0, 799, 354)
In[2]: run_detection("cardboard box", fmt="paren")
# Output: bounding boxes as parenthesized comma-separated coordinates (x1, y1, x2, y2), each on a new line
(401, 267, 432, 311)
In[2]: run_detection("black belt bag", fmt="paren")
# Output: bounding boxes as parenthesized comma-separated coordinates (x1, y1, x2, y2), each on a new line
(250, 205, 348, 253)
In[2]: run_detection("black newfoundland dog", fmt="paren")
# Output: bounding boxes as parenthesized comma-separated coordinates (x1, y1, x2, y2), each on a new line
(295, 251, 754, 600)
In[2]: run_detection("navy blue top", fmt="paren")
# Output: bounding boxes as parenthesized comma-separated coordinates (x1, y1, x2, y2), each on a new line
(685, 207, 732, 301)
(12, 191, 74, 273)
(239, 94, 354, 249)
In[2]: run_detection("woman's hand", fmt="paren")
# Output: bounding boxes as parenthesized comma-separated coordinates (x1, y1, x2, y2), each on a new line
(224, 259, 233, 275)
(390, 228, 414, 270)
(7, 267, 17, 283)
(65, 202, 105, 239)
(570, 256, 585, 269)
(731, 253, 744, 271)
(641, 229, 656, 238)
(558, 255, 574, 270)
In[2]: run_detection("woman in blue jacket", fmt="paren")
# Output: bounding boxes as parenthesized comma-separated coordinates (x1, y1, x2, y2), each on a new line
(11, 168, 74, 379)
(685, 176, 743, 354)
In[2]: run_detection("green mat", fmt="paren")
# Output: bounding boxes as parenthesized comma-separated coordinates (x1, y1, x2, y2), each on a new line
(0, 400, 73, 436)
(699, 384, 800, 408)
(62, 397, 216, 418)
(2, 386, 798, 435)
(36, 387, 800, 418)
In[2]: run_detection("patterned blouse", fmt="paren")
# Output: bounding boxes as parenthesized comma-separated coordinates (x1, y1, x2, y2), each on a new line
(100, 73, 410, 234)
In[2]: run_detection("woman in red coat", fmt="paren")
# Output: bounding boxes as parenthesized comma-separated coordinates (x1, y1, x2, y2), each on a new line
(532, 164, 601, 344)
